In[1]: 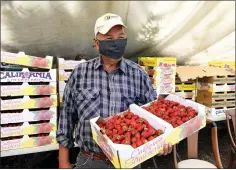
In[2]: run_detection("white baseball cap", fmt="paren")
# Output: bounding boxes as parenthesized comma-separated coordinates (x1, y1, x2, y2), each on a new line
(94, 13, 127, 37)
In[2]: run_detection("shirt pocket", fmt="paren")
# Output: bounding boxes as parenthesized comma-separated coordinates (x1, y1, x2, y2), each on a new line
(74, 88, 100, 120)
(121, 92, 138, 110)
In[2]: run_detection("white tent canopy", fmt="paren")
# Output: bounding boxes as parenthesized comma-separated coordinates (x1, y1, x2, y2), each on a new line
(1, 1, 235, 65)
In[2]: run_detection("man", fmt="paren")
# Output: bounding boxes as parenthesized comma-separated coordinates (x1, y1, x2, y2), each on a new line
(56, 13, 172, 169)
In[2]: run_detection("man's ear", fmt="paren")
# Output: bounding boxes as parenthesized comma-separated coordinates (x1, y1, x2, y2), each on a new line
(94, 39, 99, 51)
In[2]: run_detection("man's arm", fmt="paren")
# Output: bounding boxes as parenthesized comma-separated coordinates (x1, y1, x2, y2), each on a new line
(56, 69, 78, 168)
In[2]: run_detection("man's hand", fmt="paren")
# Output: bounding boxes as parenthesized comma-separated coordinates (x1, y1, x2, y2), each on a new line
(59, 145, 72, 169)
(157, 144, 172, 156)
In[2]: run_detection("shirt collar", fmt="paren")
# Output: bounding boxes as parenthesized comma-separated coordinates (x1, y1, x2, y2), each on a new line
(94, 56, 127, 74)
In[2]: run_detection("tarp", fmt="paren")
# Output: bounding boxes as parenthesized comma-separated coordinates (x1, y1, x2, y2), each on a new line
(1, 1, 235, 65)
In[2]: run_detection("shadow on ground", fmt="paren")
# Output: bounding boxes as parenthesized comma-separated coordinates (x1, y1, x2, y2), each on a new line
(0, 121, 235, 169)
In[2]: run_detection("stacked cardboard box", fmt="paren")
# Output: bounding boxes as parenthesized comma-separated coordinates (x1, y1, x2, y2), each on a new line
(175, 74, 196, 101)
(138, 57, 177, 94)
(176, 66, 235, 121)
(0, 51, 58, 151)
(58, 58, 86, 105)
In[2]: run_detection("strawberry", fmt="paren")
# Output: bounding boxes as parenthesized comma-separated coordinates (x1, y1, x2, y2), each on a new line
(136, 139, 142, 147)
(131, 143, 137, 148)
(148, 136, 155, 141)
(118, 129, 125, 135)
(135, 132, 141, 139)
(131, 137, 137, 143)
(120, 123, 126, 127)
(122, 125, 128, 131)
(143, 127, 149, 131)
(142, 131, 152, 138)
(113, 129, 118, 134)
(156, 130, 163, 136)
(141, 137, 148, 144)
(121, 139, 126, 144)
(137, 124, 144, 132)
(115, 119, 121, 124)
(124, 119, 131, 125)
(177, 120, 183, 126)
(131, 129, 137, 135)
(137, 118, 145, 123)
(132, 115, 139, 120)
(125, 131, 132, 138)
(125, 138, 131, 144)
(130, 121, 138, 128)
(116, 135, 125, 141)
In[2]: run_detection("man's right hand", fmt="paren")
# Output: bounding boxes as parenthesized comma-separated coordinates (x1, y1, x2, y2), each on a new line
(59, 161, 72, 169)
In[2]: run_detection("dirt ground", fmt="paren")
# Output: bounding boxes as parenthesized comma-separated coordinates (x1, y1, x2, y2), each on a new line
(1, 121, 235, 169)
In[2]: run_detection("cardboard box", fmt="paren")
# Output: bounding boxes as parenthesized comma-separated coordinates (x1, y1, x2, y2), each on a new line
(206, 106, 235, 121)
(1, 95, 58, 111)
(1, 51, 54, 69)
(138, 57, 177, 94)
(90, 104, 173, 169)
(0, 68, 57, 82)
(208, 61, 235, 73)
(59, 81, 67, 92)
(1, 107, 57, 124)
(58, 58, 86, 70)
(1, 119, 57, 138)
(141, 94, 206, 145)
(1, 82, 57, 97)
(175, 90, 196, 101)
(59, 70, 72, 81)
(0, 132, 57, 151)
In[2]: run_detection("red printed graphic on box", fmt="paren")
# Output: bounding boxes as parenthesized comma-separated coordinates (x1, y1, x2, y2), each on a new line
(1, 132, 57, 151)
(1, 108, 57, 124)
(1, 51, 53, 69)
(1, 119, 57, 138)
(0, 68, 57, 82)
(1, 95, 57, 111)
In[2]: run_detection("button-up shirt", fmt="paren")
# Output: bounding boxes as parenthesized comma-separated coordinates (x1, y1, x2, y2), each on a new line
(56, 56, 157, 153)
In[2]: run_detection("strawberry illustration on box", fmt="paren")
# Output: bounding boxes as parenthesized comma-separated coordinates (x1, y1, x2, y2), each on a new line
(0, 132, 57, 151)
(1, 119, 57, 138)
(1, 51, 54, 69)
(1, 108, 57, 124)
(1, 82, 57, 97)
(1, 95, 58, 111)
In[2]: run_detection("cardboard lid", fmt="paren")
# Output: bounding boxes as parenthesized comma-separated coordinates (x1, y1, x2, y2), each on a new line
(176, 66, 233, 82)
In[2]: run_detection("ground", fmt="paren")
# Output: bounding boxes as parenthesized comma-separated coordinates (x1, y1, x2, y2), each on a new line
(1, 121, 235, 169)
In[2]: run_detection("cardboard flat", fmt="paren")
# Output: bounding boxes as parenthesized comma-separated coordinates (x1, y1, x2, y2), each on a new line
(138, 57, 176, 94)
(1, 107, 57, 124)
(1, 132, 57, 151)
(90, 104, 173, 169)
(0, 68, 57, 82)
(1, 82, 57, 97)
(1, 51, 54, 69)
(1, 119, 57, 138)
(1, 95, 58, 111)
(58, 58, 86, 70)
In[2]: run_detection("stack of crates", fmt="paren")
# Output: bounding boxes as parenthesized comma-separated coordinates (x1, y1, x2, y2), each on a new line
(0, 51, 58, 151)
(175, 75, 196, 101)
(138, 57, 176, 94)
(196, 69, 235, 121)
(58, 58, 86, 106)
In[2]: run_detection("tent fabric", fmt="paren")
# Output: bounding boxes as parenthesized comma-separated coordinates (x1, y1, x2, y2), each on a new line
(1, 1, 235, 65)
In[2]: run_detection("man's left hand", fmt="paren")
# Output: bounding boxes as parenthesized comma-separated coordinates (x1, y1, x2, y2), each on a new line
(157, 144, 172, 156)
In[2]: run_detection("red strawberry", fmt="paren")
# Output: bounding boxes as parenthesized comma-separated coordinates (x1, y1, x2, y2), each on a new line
(130, 121, 138, 128)
(120, 123, 126, 127)
(136, 139, 142, 147)
(137, 124, 144, 132)
(141, 137, 148, 144)
(125, 131, 132, 138)
(131, 129, 136, 135)
(142, 131, 152, 138)
(131, 137, 137, 143)
(148, 136, 155, 141)
(132, 115, 139, 120)
(124, 119, 131, 125)
(115, 119, 121, 124)
(155, 130, 164, 136)
(118, 129, 125, 135)
(113, 129, 118, 134)
(177, 120, 183, 126)
(135, 132, 141, 139)
(131, 143, 137, 148)
(116, 135, 125, 141)
(122, 125, 128, 131)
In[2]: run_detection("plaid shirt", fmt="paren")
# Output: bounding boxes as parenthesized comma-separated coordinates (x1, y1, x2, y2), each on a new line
(56, 56, 157, 153)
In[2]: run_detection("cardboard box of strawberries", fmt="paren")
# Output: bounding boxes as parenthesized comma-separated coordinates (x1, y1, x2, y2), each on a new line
(90, 94, 206, 168)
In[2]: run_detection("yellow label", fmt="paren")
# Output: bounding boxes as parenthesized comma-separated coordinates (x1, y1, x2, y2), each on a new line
(139, 57, 176, 67)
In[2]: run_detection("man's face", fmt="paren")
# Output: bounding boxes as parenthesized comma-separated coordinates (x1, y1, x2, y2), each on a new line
(94, 25, 127, 56)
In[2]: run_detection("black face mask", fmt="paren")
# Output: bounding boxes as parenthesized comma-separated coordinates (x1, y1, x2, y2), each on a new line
(98, 38, 127, 59)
